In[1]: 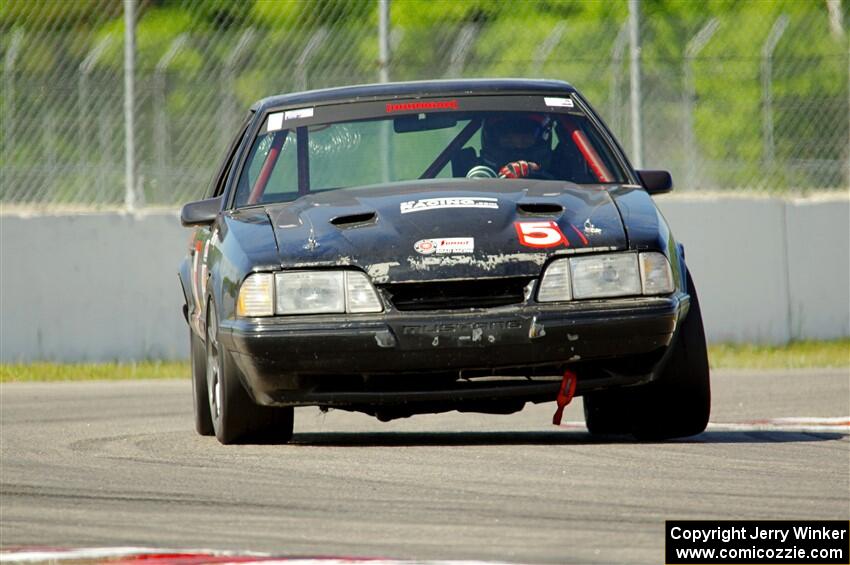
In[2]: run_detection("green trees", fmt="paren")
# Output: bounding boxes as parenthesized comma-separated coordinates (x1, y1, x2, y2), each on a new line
(1, 0, 846, 206)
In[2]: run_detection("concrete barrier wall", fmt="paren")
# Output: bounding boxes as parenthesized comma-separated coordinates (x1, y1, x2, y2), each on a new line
(657, 194, 849, 344)
(1, 194, 847, 362)
(1, 211, 189, 362)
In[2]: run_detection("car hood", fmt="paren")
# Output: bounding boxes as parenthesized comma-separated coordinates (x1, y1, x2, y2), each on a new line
(262, 179, 627, 284)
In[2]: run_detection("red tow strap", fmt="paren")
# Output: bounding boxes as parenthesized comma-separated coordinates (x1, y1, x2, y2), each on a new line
(552, 369, 578, 426)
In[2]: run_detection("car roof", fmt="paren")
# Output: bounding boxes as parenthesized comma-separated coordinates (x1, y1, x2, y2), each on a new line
(251, 78, 576, 112)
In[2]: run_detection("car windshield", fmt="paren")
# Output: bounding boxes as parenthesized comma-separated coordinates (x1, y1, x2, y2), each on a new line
(234, 95, 628, 207)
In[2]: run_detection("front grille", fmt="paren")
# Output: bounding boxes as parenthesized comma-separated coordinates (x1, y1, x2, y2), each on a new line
(382, 277, 532, 311)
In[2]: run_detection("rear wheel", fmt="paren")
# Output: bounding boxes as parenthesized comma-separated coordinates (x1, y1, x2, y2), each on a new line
(206, 301, 294, 444)
(191, 329, 213, 436)
(629, 273, 711, 440)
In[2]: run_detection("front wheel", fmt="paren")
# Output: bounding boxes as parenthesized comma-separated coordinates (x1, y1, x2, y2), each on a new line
(629, 272, 711, 440)
(206, 301, 294, 444)
(191, 329, 213, 436)
(583, 391, 631, 436)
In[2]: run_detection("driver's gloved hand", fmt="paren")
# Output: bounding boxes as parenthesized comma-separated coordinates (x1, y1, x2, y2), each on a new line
(498, 160, 540, 179)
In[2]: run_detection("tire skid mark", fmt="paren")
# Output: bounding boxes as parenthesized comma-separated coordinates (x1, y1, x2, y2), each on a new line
(0, 484, 330, 515)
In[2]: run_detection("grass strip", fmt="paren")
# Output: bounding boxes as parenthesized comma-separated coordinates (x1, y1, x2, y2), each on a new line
(708, 339, 849, 370)
(1, 340, 847, 382)
(0, 361, 188, 383)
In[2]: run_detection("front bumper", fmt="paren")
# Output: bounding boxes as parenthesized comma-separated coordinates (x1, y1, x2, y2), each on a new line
(217, 294, 689, 406)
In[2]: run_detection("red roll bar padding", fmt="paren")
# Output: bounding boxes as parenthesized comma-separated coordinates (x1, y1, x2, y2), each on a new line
(557, 117, 614, 183)
(247, 131, 287, 205)
(571, 130, 613, 183)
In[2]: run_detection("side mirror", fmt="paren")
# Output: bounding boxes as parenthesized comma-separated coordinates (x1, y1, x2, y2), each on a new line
(637, 170, 673, 195)
(180, 196, 223, 227)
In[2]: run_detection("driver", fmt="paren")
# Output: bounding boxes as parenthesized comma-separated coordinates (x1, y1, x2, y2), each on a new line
(478, 114, 554, 179)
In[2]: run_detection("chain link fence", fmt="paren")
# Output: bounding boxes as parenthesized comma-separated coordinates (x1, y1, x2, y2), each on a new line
(1, 0, 848, 209)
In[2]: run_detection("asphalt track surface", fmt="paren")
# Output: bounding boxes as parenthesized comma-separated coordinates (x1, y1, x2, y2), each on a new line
(1, 369, 848, 564)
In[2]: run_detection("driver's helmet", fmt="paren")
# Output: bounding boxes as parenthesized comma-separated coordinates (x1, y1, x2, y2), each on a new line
(480, 113, 553, 169)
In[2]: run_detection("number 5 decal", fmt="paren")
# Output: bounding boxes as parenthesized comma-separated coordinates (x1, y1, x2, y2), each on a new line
(515, 221, 568, 248)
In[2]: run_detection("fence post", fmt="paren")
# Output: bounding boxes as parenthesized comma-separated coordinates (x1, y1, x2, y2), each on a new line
(3, 30, 23, 193)
(378, 0, 392, 182)
(609, 23, 629, 136)
(123, 0, 137, 210)
(79, 35, 114, 202)
(295, 27, 329, 90)
(378, 0, 390, 83)
(220, 29, 256, 151)
(446, 23, 480, 78)
(532, 22, 567, 76)
(154, 34, 188, 203)
(761, 15, 789, 170)
(683, 18, 719, 190)
(628, 0, 643, 168)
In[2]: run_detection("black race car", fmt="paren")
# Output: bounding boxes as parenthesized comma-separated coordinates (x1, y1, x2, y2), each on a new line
(178, 79, 710, 444)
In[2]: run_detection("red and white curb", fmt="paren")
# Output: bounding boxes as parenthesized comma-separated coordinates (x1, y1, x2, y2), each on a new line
(0, 547, 509, 565)
(706, 416, 850, 433)
(556, 416, 850, 434)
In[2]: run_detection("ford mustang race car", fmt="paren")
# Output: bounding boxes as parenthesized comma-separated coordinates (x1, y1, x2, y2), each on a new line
(178, 79, 710, 444)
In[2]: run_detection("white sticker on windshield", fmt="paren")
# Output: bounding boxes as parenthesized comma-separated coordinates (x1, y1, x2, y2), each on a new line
(267, 112, 284, 132)
(284, 107, 314, 120)
(544, 97, 574, 108)
(400, 197, 499, 214)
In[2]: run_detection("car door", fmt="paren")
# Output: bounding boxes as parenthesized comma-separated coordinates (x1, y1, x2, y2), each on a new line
(186, 118, 252, 337)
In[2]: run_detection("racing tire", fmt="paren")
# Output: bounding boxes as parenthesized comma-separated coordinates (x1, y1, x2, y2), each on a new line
(206, 300, 295, 445)
(629, 272, 711, 440)
(583, 391, 631, 436)
(191, 329, 214, 436)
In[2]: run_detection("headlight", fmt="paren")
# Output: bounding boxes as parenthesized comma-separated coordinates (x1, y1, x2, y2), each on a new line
(273, 270, 383, 315)
(639, 252, 674, 295)
(236, 273, 275, 317)
(570, 253, 641, 299)
(537, 252, 673, 302)
(276, 271, 345, 314)
(237, 270, 383, 317)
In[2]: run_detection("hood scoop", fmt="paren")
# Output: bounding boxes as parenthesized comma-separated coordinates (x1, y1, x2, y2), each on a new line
(516, 202, 564, 216)
(330, 210, 377, 228)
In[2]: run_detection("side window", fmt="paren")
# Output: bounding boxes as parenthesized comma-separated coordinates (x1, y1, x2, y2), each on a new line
(211, 149, 237, 198)
(208, 119, 251, 199)
(234, 131, 298, 206)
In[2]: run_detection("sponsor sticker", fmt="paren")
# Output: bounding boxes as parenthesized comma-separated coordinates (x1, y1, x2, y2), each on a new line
(267, 112, 284, 132)
(583, 218, 602, 236)
(400, 197, 498, 214)
(414, 237, 475, 255)
(544, 96, 575, 108)
(284, 107, 314, 121)
(515, 220, 568, 248)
